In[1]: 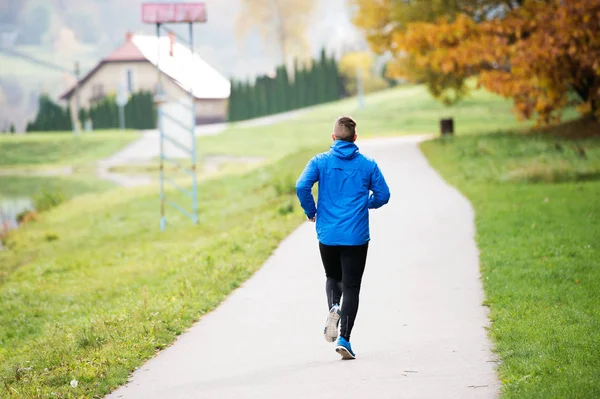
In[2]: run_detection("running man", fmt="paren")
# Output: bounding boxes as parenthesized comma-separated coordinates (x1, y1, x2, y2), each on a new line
(295, 116, 390, 359)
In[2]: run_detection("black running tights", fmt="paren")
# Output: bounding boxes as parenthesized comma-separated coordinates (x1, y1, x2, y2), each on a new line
(319, 242, 369, 341)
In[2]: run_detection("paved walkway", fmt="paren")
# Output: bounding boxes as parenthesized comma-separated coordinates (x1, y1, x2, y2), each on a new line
(106, 135, 499, 399)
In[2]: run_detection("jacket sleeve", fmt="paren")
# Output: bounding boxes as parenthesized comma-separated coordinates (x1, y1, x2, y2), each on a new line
(295, 157, 319, 219)
(368, 163, 390, 209)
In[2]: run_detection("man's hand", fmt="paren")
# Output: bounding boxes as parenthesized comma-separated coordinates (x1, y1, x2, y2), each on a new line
(308, 216, 316, 223)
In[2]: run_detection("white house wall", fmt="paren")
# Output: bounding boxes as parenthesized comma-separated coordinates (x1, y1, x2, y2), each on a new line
(67, 61, 228, 124)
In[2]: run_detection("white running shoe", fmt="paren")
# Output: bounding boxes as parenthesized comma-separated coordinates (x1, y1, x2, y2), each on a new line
(324, 304, 341, 342)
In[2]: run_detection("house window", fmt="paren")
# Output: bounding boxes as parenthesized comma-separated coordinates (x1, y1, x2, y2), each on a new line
(90, 84, 105, 102)
(126, 68, 135, 92)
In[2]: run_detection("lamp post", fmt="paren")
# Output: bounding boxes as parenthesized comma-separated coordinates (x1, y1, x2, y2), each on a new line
(357, 66, 365, 109)
(116, 85, 129, 131)
(74, 61, 81, 136)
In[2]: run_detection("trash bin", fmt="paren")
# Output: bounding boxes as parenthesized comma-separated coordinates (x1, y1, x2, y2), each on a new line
(440, 118, 454, 135)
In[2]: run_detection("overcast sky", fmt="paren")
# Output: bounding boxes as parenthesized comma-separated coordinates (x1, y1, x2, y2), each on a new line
(132, 0, 365, 79)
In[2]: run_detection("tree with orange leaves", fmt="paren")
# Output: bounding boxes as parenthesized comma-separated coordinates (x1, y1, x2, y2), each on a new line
(352, 0, 600, 124)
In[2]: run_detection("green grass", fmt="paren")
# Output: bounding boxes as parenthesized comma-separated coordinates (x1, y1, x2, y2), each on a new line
(0, 150, 308, 397)
(0, 175, 115, 199)
(0, 130, 139, 169)
(195, 84, 526, 159)
(421, 118, 600, 398)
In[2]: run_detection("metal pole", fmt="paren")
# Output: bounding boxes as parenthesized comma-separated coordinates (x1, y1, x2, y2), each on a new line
(189, 22, 198, 224)
(118, 105, 125, 130)
(357, 66, 365, 109)
(157, 22, 166, 232)
(74, 61, 81, 135)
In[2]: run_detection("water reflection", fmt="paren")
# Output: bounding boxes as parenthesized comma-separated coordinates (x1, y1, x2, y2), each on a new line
(0, 197, 33, 232)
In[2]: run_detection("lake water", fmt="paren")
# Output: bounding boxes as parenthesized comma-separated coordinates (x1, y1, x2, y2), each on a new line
(0, 197, 33, 232)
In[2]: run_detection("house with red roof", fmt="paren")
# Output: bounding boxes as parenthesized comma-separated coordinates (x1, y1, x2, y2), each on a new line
(60, 32, 230, 124)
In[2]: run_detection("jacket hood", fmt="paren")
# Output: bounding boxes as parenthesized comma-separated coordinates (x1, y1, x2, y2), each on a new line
(330, 140, 359, 160)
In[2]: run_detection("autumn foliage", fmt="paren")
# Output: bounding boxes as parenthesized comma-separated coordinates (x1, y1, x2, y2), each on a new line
(353, 0, 600, 124)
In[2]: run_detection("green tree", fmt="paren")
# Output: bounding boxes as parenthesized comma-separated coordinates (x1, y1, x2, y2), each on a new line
(123, 91, 156, 129)
(227, 80, 238, 122)
(78, 108, 88, 127)
(269, 72, 279, 115)
(64, 107, 72, 131)
(89, 96, 120, 129)
(307, 62, 319, 106)
(27, 95, 72, 132)
(288, 63, 298, 111)
(295, 62, 307, 108)
(276, 66, 290, 113)
(235, 80, 245, 121)
(254, 79, 267, 117)
(246, 81, 257, 119)
(239, 81, 250, 120)
(265, 76, 277, 115)
(317, 49, 328, 104)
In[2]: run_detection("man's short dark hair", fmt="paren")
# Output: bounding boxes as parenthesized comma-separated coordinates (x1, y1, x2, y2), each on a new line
(334, 116, 357, 142)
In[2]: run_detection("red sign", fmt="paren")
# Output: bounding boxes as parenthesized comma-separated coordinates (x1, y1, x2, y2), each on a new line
(142, 3, 207, 24)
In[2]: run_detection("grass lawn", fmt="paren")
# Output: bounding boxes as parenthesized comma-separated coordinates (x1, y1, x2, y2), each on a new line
(0, 150, 309, 397)
(0, 130, 139, 169)
(0, 175, 116, 199)
(195, 84, 528, 160)
(421, 118, 600, 398)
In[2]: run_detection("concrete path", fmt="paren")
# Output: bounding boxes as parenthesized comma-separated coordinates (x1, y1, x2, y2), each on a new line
(106, 135, 499, 399)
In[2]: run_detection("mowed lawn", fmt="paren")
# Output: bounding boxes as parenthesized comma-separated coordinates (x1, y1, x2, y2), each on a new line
(194, 84, 525, 159)
(421, 118, 600, 398)
(0, 175, 116, 199)
(0, 130, 139, 199)
(0, 150, 310, 398)
(0, 130, 139, 169)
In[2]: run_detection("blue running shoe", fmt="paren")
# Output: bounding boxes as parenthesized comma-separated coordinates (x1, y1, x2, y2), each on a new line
(324, 304, 341, 342)
(335, 336, 356, 359)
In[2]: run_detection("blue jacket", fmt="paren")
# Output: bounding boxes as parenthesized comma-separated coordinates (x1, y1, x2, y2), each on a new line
(296, 140, 390, 246)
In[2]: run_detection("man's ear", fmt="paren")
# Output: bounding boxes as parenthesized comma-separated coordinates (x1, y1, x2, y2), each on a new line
(331, 133, 336, 141)
(353, 134, 358, 142)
